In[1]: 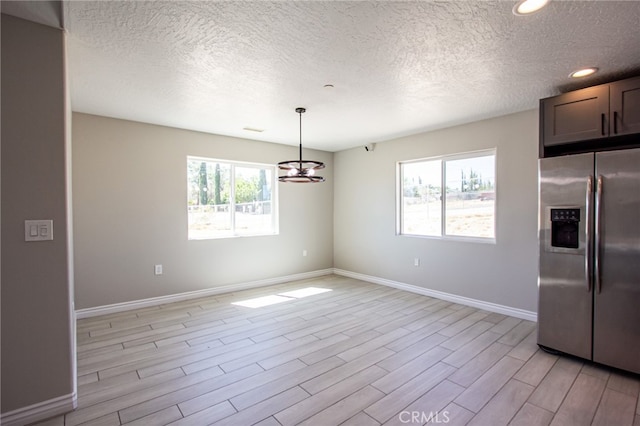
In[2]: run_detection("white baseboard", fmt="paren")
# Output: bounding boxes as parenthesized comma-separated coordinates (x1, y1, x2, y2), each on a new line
(75, 269, 334, 319)
(0, 391, 77, 426)
(76, 267, 537, 322)
(333, 269, 537, 322)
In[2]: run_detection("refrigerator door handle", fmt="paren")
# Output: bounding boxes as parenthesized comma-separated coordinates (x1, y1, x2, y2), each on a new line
(595, 175, 603, 293)
(585, 175, 593, 292)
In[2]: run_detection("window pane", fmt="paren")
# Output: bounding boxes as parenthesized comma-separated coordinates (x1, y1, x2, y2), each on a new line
(402, 160, 442, 236)
(234, 166, 273, 235)
(188, 157, 277, 240)
(444, 155, 495, 238)
(187, 160, 231, 239)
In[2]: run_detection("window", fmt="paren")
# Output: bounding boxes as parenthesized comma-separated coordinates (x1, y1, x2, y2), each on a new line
(187, 156, 277, 239)
(399, 149, 496, 240)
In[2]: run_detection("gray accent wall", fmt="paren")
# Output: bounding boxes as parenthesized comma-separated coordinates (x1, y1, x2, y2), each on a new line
(333, 110, 539, 313)
(1, 14, 75, 414)
(72, 113, 334, 309)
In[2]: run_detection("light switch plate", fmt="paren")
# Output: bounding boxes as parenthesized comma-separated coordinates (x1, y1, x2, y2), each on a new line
(25, 220, 53, 241)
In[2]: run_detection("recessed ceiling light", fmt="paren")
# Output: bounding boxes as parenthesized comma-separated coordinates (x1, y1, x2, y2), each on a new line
(323, 84, 334, 89)
(569, 67, 599, 78)
(513, 0, 550, 16)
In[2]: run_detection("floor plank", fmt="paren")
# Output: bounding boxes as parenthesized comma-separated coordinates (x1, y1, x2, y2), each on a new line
(466, 379, 533, 426)
(453, 355, 524, 413)
(301, 347, 394, 395)
(549, 372, 607, 426)
(527, 356, 584, 413)
(513, 349, 559, 387)
(510, 402, 554, 426)
(274, 365, 387, 426)
(178, 359, 306, 417)
(365, 362, 457, 423)
(591, 388, 637, 426)
(119, 363, 263, 423)
(382, 379, 465, 426)
(447, 341, 512, 388)
(441, 402, 475, 426)
(213, 386, 310, 426)
(441, 329, 501, 368)
(229, 356, 345, 411)
(371, 346, 452, 394)
(166, 401, 236, 426)
(297, 386, 385, 426)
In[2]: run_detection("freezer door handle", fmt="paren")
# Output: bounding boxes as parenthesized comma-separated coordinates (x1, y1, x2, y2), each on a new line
(595, 175, 603, 293)
(585, 175, 593, 292)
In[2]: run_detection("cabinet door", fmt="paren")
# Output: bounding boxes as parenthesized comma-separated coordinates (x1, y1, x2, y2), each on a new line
(610, 77, 640, 136)
(542, 85, 609, 146)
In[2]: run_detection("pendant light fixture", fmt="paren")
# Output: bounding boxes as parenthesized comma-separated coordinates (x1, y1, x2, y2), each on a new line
(278, 107, 325, 183)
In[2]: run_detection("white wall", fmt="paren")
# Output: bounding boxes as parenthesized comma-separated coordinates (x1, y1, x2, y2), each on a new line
(334, 110, 539, 313)
(72, 113, 334, 309)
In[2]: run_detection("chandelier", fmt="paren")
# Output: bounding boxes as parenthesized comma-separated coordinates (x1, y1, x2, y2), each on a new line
(278, 107, 325, 183)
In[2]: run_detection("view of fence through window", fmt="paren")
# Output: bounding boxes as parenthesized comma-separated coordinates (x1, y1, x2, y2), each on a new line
(400, 150, 496, 239)
(187, 157, 276, 239)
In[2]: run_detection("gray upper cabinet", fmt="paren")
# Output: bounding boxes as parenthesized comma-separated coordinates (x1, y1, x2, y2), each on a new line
(610, 78, 640, 136)
(540, 76, 640, 148)
(541, 85, 609, 146)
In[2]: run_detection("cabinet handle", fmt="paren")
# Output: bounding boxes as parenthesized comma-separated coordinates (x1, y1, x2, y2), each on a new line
(601, 113, 606, 136)
(613, 111, 618, 134)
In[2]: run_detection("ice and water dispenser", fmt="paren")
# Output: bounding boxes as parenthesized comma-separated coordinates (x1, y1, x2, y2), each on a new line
(550, 208, 580, 249)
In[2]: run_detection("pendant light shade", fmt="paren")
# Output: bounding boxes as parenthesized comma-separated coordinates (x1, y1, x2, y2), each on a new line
(278, 107, 325, 183)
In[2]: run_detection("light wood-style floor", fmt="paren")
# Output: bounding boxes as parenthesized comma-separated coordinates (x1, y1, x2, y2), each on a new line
(34, 275, 640, 426)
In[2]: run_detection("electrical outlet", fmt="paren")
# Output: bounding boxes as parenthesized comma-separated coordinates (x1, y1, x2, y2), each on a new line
(154, 264, 163, 275)
(414, 258, 420, 267)
(302, 249, 308, 257)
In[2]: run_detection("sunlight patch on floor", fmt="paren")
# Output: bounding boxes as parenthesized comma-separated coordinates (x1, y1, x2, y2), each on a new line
(279, 287, 332, 298)
(232, 287, 332, 308)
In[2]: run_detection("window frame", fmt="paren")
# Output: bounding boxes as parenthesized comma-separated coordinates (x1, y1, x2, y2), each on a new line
(187, 155, 279, 240)
(397, 148, 497, 243)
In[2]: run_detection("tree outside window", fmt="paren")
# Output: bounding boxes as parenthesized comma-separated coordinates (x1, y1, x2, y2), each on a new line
(187, 157, 277, 239)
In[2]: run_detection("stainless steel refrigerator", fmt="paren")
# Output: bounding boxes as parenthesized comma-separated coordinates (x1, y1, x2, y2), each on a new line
(537, 147, 640, 374)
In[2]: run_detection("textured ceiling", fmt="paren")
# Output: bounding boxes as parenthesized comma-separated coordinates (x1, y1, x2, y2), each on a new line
(57, 1, 640, 151)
